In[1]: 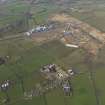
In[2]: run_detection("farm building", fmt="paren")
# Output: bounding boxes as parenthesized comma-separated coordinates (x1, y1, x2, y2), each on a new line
(25, 24, 54, 36)
(0, 80, 10, 91)
(62, 81, 72, 96)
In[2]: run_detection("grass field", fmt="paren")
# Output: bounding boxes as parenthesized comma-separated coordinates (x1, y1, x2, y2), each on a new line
(0, 0, 29, 27)
(0, 0, 59, 37)
(0, 39, 102, 105)
(95, 68, 105, 105)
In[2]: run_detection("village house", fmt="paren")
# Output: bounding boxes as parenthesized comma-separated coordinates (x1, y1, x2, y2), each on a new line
(0, 80, 10, 91)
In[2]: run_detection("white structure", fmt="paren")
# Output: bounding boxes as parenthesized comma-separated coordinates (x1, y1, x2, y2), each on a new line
(25, 32, 31, 36)
(25, 24, 53, 36)
(0, 80, 10, 90)
(35, 26, 47, 32)
(65, 44, 79, 48)
(68, 69, 74, 76)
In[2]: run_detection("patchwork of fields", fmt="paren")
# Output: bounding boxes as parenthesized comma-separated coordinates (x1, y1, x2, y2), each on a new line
(0, 0, 105, 105)
(0, 39, 104, 105)
(0, 0, 58, 37)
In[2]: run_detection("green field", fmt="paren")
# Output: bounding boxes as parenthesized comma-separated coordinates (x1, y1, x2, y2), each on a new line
(0, 0, 105, 105)
(1, 0, 105, 35)
(0, 39, 104, 105)
(0, 0, 58, 36)
(0, 0, 29, 27)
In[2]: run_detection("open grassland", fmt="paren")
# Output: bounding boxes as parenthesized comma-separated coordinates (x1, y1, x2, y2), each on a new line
(0, 0, 29, 27)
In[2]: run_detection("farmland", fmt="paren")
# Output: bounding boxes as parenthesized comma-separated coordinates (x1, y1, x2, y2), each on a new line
(0, 0, 105, 105)
(0, 0, 58, 37)
(0, 39, 97, 105)
(0, 38, 105, 105)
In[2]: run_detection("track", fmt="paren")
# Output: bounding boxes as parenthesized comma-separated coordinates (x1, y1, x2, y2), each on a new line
(0, 33, 26, 41)
(89, 69, 100, 105)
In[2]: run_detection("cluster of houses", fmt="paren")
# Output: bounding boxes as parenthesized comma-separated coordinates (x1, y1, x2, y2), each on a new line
(0, 80, 10, 91)
(25, 24, 53, 36)
(40, 64, 74, 96)
(40, 64, 74, 79)
(0, 64, 74, 99)
(40, 64, 69, 80)
(23, 64, 75, 100)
